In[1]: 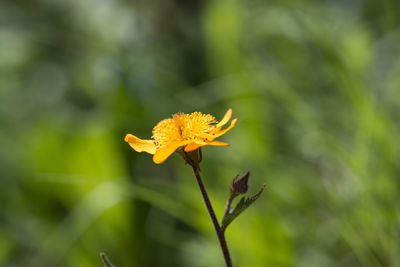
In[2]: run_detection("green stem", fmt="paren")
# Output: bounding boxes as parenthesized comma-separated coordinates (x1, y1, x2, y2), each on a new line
(190, 165, 233, 267)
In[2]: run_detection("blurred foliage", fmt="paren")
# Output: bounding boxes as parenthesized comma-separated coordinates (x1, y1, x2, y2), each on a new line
(1, 0, 400, 266)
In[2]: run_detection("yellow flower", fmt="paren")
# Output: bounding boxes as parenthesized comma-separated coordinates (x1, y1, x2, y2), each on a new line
(125, 109, 237, 164)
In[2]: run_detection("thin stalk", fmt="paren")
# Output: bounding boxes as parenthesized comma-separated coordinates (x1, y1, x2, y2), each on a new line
(190, 165, 233, 267)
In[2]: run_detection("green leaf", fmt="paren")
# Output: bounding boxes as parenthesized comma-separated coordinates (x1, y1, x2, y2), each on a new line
(221, 184, 265, 232)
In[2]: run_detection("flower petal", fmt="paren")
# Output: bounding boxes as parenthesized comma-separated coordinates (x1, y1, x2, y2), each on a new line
(184, 142, 204, 152)
(184, 140, 229, 152)
(216, 108, 232, 128)
(153, 140, 192, 164)
(210, 118, 237, 140)
(207, 140, 230, 147)
(125, 134, 156, 154)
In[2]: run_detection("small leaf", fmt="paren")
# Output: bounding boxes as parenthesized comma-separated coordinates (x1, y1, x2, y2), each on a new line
(221, 184, 265, 232)
(100, 252, 115, 267)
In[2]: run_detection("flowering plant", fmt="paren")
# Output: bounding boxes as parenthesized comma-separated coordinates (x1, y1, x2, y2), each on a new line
(123, 109, 264, 267)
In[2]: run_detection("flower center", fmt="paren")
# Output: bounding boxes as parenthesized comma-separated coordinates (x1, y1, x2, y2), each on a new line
(152, 112, 217, 147)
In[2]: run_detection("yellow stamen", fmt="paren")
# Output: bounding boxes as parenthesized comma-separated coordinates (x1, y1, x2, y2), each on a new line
(152, 112, 217, 148)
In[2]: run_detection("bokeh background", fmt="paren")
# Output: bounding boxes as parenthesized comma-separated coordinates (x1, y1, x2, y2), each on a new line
(1, 0, 400, 266)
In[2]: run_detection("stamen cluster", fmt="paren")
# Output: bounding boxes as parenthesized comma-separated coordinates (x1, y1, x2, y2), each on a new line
(152, 112, 217, 148)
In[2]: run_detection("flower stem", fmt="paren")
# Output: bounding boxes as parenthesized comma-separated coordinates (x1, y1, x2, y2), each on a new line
(190, 165, 233, 267)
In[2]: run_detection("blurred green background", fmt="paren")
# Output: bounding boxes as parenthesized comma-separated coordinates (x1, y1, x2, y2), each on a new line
(1, 0, 400, 266)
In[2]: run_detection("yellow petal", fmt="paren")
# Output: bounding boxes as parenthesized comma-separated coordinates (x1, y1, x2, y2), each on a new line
(216, 108, 232, 128)
(210, 118, 237, 140)
(153, 140, 192, 164)
(184, 140, 229, 152)
(207, 140, 229, 147)
(184, 142, 204, 152)
(125, 134, 156, 154)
